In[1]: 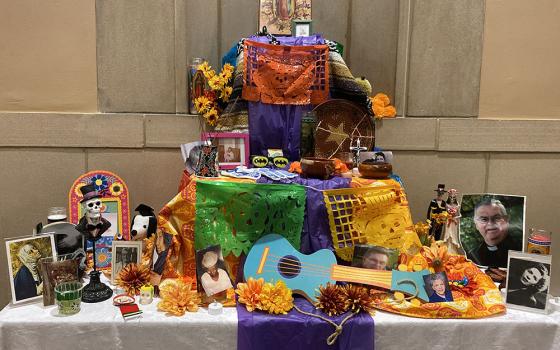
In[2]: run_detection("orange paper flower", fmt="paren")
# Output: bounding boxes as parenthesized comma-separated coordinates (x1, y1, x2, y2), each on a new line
(259, 280, 294, 315)
(116, 263, 151, 296)
(289, 161, 302, 174)
(333, 158, 349, 174)
(157, 278, 201, 316)
(371, 93, 397, 119)
(421, 241, 449, 272)
(235, 277, 265, 312)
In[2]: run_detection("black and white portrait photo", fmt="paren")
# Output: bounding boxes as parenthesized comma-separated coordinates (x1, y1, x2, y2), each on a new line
(506, 251, 551, 313)
(111, 241, 142, 283)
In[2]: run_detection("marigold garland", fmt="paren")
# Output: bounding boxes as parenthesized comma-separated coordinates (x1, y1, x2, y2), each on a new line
(116, 263, 151, 296)
(235, 278, 294, 315)
(157, 278, 200, 316)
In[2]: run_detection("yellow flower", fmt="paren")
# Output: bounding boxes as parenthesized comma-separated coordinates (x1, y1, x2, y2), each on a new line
(110, 182, 123, 196)
(198, 61, 215, 79)
(204, 108, 220, 126)
(194, 96, 211, 114)
(222, 63, 234, 74)
(259, 280, 293, 314)
(220, 86, 233, 101)
(209, 76, 226, 91)
(235, 277, 265, 312)
(421, 241, 449, 272)
(157, 278, 200, 316)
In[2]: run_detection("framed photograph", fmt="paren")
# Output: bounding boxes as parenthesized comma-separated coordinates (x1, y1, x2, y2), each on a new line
(505, 251, 551, 313)
(5, 235, 57, 305)
(196, 245, 233, 297)
(459, 194, 526, 268)
(359, 151, 394, 164)
(351, 244, 398, 271)
(201, 132, 250, 170)
(292, 20, 312, 37)
(259, 0, 312, 35)
(423, 272, 454, 303)
(111, 241, 142, 283)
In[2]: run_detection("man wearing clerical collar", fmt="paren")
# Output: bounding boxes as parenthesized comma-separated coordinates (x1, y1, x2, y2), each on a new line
(468, 198, 520, 268)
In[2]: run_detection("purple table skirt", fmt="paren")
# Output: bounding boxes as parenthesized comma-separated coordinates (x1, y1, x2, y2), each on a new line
(237, 297, 374, 350)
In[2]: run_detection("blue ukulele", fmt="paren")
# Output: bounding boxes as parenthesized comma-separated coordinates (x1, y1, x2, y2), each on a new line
(244, 234, 430, 302)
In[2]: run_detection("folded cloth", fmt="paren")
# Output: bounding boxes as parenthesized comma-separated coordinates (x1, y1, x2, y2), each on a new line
(237, 297, 374, 350)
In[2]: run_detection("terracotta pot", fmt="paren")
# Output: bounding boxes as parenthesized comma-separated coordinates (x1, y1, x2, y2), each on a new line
(358, 160, 392, 179)
(301, 157, 335, 179)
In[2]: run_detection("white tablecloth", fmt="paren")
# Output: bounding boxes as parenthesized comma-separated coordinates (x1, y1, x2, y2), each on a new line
(1, 296, 559, 350)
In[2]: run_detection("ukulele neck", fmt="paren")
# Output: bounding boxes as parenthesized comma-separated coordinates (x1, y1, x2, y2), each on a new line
(330, 265, 392, 290)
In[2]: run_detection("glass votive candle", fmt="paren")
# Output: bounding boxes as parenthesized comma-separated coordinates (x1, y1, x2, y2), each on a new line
(55, 281, 84, 315)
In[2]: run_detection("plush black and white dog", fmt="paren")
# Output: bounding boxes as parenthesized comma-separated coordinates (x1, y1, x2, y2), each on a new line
(130, 204, 157, 241)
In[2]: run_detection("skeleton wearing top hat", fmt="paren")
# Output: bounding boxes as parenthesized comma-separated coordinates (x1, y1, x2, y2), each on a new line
(427, 184, 447, 240)
(75, 183, 111, 241)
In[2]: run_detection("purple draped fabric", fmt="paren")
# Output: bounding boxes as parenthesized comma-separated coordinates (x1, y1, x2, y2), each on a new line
(257, 176, 351, 254)
(237, 297, 374, 350)
(247, 34, 325, 161)
(248, 103, 312, 161)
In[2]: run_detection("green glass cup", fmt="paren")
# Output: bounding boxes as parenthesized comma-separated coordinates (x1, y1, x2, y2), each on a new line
(55, 281, 84, 315)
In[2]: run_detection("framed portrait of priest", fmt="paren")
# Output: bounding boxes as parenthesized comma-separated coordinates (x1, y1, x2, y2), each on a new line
(459, 194, 526, 268)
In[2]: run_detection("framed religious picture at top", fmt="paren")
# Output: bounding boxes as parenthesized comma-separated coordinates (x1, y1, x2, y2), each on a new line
(292, 19, 312, 37)
(259, 0, 312, 35)
(201, 132, 250, 170)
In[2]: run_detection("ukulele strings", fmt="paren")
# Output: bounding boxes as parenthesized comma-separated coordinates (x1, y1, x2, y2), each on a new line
(265, 255, 332, 274)
(267, 253, 333, 271)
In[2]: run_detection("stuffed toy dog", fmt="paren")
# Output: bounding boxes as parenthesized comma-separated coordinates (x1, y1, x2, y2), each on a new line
(130, 204, 157, 241)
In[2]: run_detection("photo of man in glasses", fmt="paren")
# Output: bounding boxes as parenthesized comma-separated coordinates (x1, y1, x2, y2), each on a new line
(460, 195, 525, 268)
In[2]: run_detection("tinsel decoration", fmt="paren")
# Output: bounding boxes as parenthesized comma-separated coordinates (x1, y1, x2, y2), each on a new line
(315, 283, 350, 316)
(343, 284, 376, 315)
(157, 278, 200, 316)
(116, 263, 150, 296)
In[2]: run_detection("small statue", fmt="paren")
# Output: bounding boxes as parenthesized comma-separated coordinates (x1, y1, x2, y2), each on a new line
(139, 284, 154, 305)
(441, 189, 466, 255)
(76, 183, 113, 303)
(350, 138, 367, 168)
(427, 184, 447, 241)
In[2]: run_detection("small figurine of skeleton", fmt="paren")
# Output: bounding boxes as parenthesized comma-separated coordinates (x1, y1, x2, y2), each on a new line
(75, 183, 111, 241)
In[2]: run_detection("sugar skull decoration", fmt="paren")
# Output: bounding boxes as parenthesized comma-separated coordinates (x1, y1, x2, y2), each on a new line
(139, 284, 154, 305)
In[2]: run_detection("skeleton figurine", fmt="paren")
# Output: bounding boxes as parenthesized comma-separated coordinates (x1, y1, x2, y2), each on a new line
(75, 183, 113, 303)
(14, 244, 43, 300)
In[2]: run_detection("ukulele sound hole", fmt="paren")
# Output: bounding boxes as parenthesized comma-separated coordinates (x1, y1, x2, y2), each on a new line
(278, 255, 300, 279)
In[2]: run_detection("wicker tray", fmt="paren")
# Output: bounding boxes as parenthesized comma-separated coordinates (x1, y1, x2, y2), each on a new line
(313, 99, 374, 159)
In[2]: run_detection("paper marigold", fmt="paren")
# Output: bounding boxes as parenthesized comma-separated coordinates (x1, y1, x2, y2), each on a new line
(315, 282, 349, 316)
(421, 241, 449, 272)
(289, 161, 302, 174)
(372, 93, 391, 107)
(158, 278, 200, 316)
(204, 107, 220, 126)
(343, 284, 376, 314)
(116, 263, 151, 296)
(236, 277, 265, 312)
(259, 280, 294, 315)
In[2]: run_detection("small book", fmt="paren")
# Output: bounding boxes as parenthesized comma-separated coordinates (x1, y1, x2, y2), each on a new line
(118, 303, 143, 320)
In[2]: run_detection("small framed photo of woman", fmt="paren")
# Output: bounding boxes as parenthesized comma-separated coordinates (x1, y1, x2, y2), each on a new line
(505, 251, 552, 313)
(111, 241, 143, 283)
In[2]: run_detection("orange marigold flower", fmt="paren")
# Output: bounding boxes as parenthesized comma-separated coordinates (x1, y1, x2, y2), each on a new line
(157, 278, 200, 316)
(235, 277, 265, 312)
(289, 161, 302, 174)
(383, 105, 397, 118)
(372, 93, 391, 107)
(421, 241, 449, 272)
(373, 104, 386, 117)
(259, 280, 293, 315)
